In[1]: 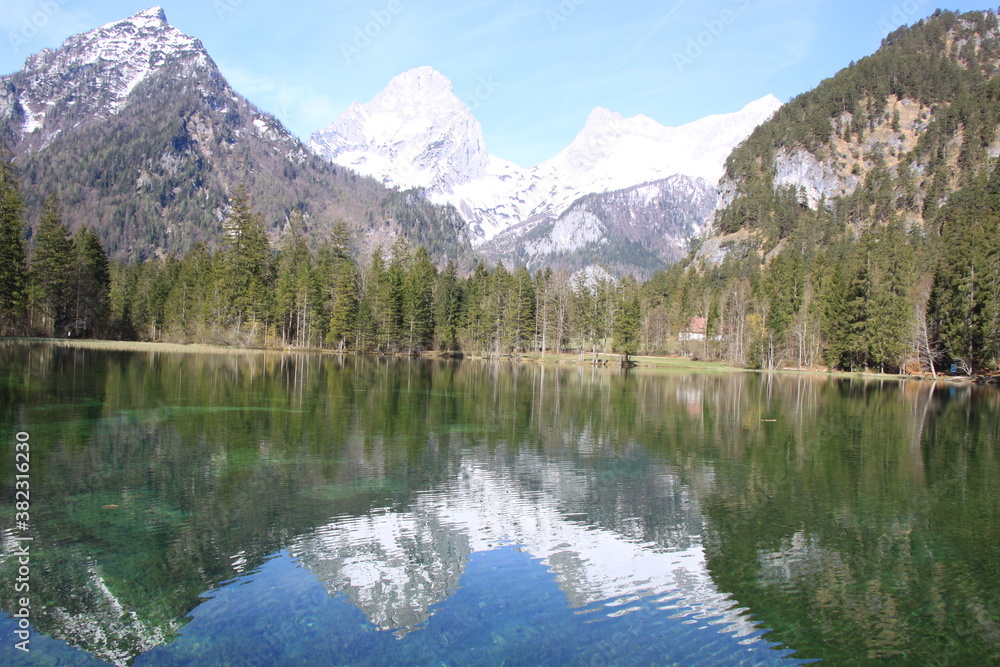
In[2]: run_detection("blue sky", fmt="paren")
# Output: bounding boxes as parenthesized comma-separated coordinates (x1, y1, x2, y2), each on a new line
(0, 1, 992, 166)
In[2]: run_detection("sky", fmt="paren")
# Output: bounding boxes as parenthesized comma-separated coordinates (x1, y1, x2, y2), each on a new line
(0, 0, 993, 167)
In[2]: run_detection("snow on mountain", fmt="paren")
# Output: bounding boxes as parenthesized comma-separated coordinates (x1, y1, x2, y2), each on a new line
(480, 174, 720, 278)
(309, 66, 490, 190)
(309, 67, 780, 254)
(1, 9, 470, 265)
(309, 66, 548, 242)
(537, 95, 782, 197)
(4, 6, 212, 152)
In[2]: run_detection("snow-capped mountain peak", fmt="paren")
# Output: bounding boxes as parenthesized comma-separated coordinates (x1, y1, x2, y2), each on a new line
(582, 106, 623, 130)
(8, 6, 213, 151)
(740, 93, 783, 117)
(378, 65, 461, 109)
(540, 94, 783, 196)
(309, 67, 781, 265)
(309, 66, 490, 194)
(100, 5, 168, 30)
(26, 6, 206, 77)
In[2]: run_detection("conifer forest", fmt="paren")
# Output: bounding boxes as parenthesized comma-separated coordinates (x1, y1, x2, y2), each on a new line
(1, 144, 997, 375)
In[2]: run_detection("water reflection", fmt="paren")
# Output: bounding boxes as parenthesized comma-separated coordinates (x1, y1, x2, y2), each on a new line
(294, 453, 754, 640)
(0, 342, 997, 665)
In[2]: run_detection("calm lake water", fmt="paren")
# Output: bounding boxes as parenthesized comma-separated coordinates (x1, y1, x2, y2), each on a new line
(1, 342, 998, 666)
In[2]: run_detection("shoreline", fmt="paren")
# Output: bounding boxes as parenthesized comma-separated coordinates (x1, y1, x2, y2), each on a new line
(3, 337, 992, 384)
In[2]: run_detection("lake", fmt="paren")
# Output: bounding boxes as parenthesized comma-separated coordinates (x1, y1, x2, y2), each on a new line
(1, 341, 998, 665)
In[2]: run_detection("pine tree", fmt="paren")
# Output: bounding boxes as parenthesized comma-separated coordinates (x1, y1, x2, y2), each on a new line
(274, 211, 316, 347)
(462, 261, 490, 354)
(163, 243, 213, 340)
(128, 258, 175, 341)
(384, 239, 410, 353)
(360, 248, 388, 353)
(866, 219, 915, 372)
(570, 273, 595, 355)
(403, 247, 437, 354)
(821, 259, 854, 370)
(613, 278, 642, 364)
(29, 194, 74, 334)
(930, 176, 998, 372)
(326, 259, 358, 352)
(107, 261, 138, 340)
(0, 152, 27, 333)
(510, 266, 536, 355)
(221, 187, 273, 343)
(316, 224, 359, 352)
(434, 261, 462, 352)
(487, 262, 513, 355)
(533, 269, 554, 357)
(69, 227, 111, 335)
(760, 252, 804, 367)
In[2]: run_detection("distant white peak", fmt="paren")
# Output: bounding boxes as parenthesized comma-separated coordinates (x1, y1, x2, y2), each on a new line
(743, 94, 783, 115)
(381, 66, 456, 102)
(310, 65, 490, 188)
(100, 6, 168, 30)
(694, 94, 782, 126)
(573, 108, 672, 148)
(355, 66, 470, 123)
(584, 107, 623, 127)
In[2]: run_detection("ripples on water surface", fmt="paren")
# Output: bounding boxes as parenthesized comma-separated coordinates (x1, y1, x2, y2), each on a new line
(1, 342, 998, 665)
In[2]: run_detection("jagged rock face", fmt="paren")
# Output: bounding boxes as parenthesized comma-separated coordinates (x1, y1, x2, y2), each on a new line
(309, 68, 780, 256)
(480, 175, 719, 278)
(3, 7, 211, 154)
(772, 147, 862, 208)
(708, 11, 1000, 255)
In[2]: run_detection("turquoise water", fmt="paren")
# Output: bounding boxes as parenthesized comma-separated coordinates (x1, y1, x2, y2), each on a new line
(1, 342, 998, 665)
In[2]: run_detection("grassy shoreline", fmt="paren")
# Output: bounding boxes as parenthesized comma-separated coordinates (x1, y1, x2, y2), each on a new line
(3, 337, 985, 383)
(2, 337, 274, 355)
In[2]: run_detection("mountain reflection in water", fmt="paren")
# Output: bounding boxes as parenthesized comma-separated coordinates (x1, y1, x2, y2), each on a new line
(1, 342, 997, 665)
(294, 455, 751, 639)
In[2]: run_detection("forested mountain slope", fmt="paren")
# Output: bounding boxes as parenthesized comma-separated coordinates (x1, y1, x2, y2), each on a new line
(711, 9, 1000, 248)
(0, 8, 470, 265)
(667, 9, 1000, 373)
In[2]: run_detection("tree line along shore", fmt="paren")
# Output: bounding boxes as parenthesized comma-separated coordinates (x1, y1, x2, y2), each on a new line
(1, 152, 998, 378)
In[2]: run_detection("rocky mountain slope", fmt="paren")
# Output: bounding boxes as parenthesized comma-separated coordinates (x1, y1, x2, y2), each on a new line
(704, 9, 1000, 261)
(480, 175, 719, 278)
(0, 8, 470, 263)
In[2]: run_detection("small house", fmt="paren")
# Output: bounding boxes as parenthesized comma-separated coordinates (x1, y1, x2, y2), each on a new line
(678, 317, 707, 342)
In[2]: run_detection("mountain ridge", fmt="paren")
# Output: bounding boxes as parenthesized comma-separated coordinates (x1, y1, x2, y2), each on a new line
(308, 66, 780, 274)
(708, 9, 1000, 253)
(1, 8, 471, 264)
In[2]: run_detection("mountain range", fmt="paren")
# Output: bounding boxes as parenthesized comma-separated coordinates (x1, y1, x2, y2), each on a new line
(0, 7, 780, 275)
(309, 66, 780, 274)
(0, 7, 469, 264)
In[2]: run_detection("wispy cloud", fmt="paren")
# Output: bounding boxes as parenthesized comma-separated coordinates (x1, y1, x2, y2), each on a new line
(217, 60, 343, 138)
